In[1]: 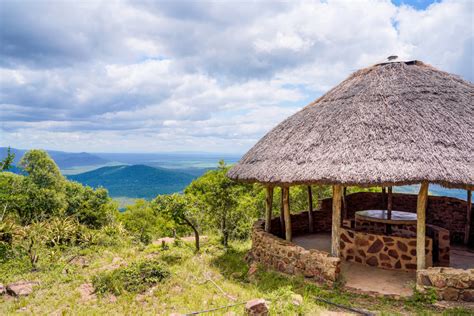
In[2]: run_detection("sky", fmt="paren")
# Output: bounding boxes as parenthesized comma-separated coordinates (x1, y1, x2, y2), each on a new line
(0, 0, 473, 154)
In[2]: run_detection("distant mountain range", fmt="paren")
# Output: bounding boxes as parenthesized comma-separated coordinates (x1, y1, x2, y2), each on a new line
(0, 147, 239, 201)
(0, 147, 110, 169)
(67, 165, 196, 199)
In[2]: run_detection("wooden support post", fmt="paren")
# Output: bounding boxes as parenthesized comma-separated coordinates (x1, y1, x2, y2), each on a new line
(265, 187, 274, 233)
(465, 190, 472, 245)
(331, 185, 342, 257)
(387, 186, 393, 234)
(342, 187, 347, 225)
(308, 186, 314, 233)
(282, 187, 291, 241)
(416, 182, 429, 270)
(280, 188, 285, 236)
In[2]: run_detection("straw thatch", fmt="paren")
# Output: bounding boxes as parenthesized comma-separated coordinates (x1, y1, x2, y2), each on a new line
(228, 61, 474, 189)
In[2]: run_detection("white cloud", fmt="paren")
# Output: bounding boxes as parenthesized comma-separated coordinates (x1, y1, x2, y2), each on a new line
(0, 0, 472, 153)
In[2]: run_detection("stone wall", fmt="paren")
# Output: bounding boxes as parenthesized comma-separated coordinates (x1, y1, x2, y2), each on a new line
(321, 192, 472, 244)
(339, 228, 433, 271)
(268, 209, 332, 238)
(249, 219, 340, 283)
(417, 267, 474, 302)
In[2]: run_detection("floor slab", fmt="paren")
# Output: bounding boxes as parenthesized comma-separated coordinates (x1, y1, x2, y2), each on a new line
(293, 233, 415, 297)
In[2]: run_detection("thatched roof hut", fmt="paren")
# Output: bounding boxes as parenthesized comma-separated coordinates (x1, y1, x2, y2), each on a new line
(228, 61, 473, 190)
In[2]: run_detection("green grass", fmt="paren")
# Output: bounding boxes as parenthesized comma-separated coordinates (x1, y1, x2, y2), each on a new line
(0, 237, 471, 315)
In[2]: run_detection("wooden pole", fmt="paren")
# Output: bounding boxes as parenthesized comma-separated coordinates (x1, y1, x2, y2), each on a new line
(331, 185, 342, 257)
(308, 186, 314, 233)
(280, 187, 285, 236)
(387, 186, 393, 234)
(265, 187, 274, 233)
(465, 190, 472, 245)
(342, 187, 347, 225)
(416, 182, 429, 270)
(282, 187, 292, 241)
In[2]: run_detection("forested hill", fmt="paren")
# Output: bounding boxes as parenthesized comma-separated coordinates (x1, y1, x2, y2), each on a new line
(67, 164, 195, 199)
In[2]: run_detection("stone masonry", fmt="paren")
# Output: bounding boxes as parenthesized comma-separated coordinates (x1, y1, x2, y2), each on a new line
(339, 228, 433, 271)
(249, 219, 340, 283)
(417, 267, 474, 302)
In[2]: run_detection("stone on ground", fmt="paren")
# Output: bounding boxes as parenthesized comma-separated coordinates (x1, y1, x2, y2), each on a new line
(78, 283, 96, 302)
(245, 298, 269, 315)
(247, 262, 258, 276)
(6, 281, 39, 297)
(291, 293, 303, 306)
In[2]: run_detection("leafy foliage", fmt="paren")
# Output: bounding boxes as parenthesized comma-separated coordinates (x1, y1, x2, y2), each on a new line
(92, 258, 170, 295)
(0, 147, 15, 171)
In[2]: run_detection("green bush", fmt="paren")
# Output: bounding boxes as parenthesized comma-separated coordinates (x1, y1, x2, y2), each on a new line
(93, 258, 170, 295)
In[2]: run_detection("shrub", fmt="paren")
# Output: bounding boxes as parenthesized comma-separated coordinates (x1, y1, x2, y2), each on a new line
(92, 258, 170, 295)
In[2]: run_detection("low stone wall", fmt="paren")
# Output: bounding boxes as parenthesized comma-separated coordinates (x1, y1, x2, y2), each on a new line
(320, 192, 472, 244)
(340, 228, 433, 271)
(417, 267, 474, 302)
(249, 219, 340, 283)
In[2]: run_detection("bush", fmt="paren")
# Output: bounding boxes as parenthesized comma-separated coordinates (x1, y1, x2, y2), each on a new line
(92, 258, 170, 295)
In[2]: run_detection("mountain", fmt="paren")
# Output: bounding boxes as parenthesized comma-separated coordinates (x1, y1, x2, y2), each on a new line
(68, 165, 196, 199)
(0, 147, 110, 169)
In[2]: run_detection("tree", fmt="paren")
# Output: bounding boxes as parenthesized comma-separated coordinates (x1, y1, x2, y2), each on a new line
(185, 160, 257, 247)
(0, 147, 15, 171)
(19, 150, 64, 190)
(119, 200, 168, 244)
(65, 181, 117, 228)
(152, 194, 203, 251)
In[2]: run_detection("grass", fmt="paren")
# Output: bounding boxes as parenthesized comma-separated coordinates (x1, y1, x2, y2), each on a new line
(0, 237, 472, 315)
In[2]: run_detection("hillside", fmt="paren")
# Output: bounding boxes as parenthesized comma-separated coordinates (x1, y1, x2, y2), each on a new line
(0, 147, 110, 169)
(68, 165, 195, 199)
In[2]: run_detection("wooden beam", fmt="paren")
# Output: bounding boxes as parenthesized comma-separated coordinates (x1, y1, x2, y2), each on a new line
(280, 188, 285, 236)
(265, 187, 274, 233)
(465, 190, 472, 245)
(331, 185, 342, 257)
(282, 187, 291, 241)
(308, 186, 314, 233)
(416, 182, 429, 270)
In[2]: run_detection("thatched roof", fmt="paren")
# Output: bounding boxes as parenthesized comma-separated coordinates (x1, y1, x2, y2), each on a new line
(228, 61, 474, 189)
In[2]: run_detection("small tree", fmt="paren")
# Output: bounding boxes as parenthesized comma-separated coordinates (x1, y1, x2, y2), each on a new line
(185, 160, 257, 247)
(152, 194, 203, 251)
(0, 147, 15, 171)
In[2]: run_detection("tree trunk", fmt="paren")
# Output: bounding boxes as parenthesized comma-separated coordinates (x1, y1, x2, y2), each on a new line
(183, 217, 200, 251)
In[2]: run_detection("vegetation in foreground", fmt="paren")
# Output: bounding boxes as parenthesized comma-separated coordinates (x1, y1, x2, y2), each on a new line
(1, 149, 471, 315)
(1, 237, 471, 315)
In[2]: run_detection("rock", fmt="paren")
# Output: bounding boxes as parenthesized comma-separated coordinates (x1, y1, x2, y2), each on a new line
(245, 298, 269, 316)
(78, 283, 96, 302)
(460, 289, 474, 302)
(0, 283, 5, 295)
(248, 262, 258, 276)
(107, 294, 117, 303)
(291, 293, 303, 306)
(6, 281, 39, 297)
(70, 256, 89, 268)
(442, 287, 459, 301)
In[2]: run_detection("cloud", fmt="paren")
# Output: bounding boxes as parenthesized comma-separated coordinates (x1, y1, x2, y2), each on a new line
(0, 0, 472, 153)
